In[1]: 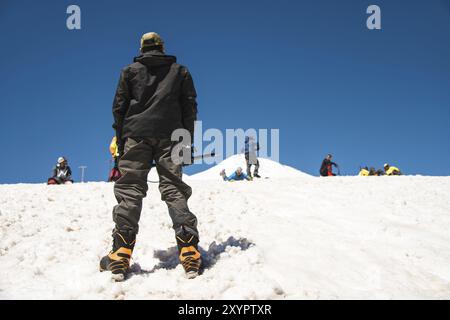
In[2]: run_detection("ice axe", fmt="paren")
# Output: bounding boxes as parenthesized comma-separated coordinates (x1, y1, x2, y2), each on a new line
(186, 151, 216, 165)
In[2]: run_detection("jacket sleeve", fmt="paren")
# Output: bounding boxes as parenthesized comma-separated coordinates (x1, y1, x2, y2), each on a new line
(180, 67, 198, 142)
(227, 172, 237, 181)
(112, 68, 131, 146)
(320, 160, 327, 172)
(66, 167, 72, 180)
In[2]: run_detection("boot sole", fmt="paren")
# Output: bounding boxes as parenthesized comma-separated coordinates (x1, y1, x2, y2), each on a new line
(185, 271, 199, 279)
(100, 266, 126, 282)
(111, 273, 125, 282)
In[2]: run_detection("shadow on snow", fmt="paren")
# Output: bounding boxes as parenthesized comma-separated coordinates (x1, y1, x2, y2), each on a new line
(128, 236, 254, 278)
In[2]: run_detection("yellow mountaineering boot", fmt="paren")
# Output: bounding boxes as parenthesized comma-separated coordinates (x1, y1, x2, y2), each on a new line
(100, 229, 135, 282)
(176, 228, 202, 279)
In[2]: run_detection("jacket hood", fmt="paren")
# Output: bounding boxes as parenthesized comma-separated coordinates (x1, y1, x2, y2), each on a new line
(133, 50, 177, 67)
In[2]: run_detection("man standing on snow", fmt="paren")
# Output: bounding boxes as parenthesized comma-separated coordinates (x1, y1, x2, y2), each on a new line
(244, 136, 261, 178)
(100, 32, 201, 281)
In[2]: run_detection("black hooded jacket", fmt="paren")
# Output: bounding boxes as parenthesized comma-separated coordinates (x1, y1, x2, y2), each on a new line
(112, 50, 198, 147)
(320, 159, 337, 176)
(51, 164, 73, 183)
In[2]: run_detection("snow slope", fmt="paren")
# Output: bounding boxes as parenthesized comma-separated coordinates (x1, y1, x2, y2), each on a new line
(190, 154, 310, 180)
(1, 157, 450, 299)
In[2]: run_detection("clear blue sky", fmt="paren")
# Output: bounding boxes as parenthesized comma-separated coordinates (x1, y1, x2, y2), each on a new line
(1, 0, 449, 183)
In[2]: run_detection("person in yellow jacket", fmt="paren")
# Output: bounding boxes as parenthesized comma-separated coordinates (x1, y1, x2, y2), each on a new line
(109, 136, 120, 158)
(384, 163, 402, 176)
(359, 167, 370, 176)
(359, 166, 385, 176)
(108, 136, 121, 182)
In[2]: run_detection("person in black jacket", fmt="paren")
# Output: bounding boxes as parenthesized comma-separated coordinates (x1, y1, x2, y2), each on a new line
(320, 154, 339, 177)
(112, 37, 197, 153)
(100, 32, 201, 281)
(47, 157, 73, 185)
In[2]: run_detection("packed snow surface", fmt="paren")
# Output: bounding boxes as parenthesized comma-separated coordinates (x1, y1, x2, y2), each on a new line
(190, 154, 310, 179)
(1, 156, 450, 299)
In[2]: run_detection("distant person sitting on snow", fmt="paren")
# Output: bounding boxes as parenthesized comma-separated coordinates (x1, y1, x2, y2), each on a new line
(47, 157, 73, 185)
(320, 154, 339, 177)
(108, 136, 122, 182)
(370, 167, 385, 176)
(359, 166, 384, 176)
(244, 136, 260, 178)
(384, 163, 402, 176)
(359, 167, 370, 176)
(220, 167, 252, 181)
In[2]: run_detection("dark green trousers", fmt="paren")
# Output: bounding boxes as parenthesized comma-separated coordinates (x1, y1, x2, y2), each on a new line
(112, 137, 199, 239)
